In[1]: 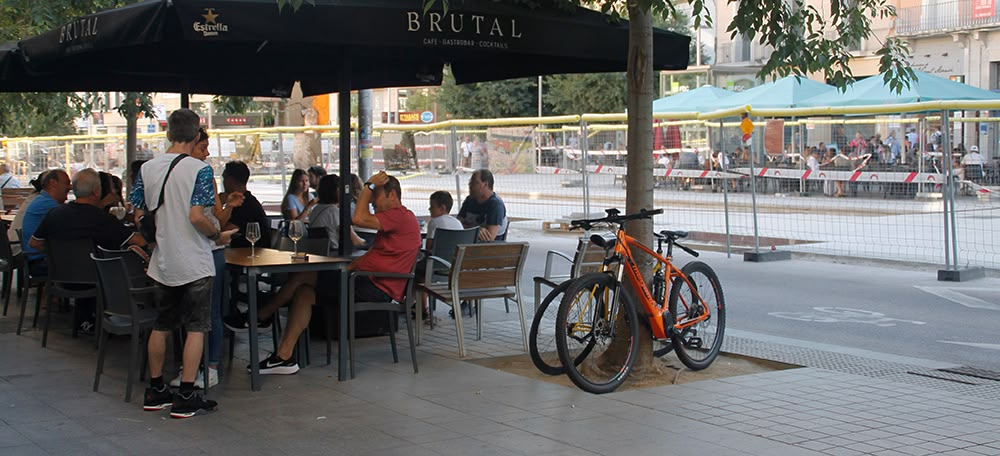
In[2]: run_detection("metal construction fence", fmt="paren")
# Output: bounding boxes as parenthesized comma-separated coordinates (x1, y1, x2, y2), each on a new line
(2, 111, 997, 271)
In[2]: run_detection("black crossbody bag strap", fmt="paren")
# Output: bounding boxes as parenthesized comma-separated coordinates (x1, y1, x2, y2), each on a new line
(147, 154, 189, 213)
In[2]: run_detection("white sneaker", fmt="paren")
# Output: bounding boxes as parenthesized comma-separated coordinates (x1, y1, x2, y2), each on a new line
(168, 367, 219, 389)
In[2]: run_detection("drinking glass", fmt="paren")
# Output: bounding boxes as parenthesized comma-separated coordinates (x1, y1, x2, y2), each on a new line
(288, 220, 304, 258)
(245, 222, 261, 258)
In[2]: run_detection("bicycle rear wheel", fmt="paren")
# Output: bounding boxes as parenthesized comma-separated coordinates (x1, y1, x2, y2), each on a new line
(668, 261, 725, 370)
(556, 272, 639, 394)
(529, 279, 584, 375)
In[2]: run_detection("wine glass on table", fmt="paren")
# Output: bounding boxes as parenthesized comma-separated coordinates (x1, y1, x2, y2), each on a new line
(288, 220, 305, 259)
(245, 222, 261, 258)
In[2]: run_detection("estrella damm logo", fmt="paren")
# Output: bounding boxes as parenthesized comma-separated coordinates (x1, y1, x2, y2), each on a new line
(193, 8, 228, 37)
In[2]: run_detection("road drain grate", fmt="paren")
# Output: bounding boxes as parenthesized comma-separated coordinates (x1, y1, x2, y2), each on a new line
(938, 366, 1000, 382)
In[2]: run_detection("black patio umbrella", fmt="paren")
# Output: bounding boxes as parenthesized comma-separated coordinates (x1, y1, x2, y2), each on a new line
(1, 0, 689, 382)
(7, 0, 690, 96)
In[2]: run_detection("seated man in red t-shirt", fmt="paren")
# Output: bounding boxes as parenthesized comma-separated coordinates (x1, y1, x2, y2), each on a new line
(244, 171, 420, 375)
(350, 171, 422, 302)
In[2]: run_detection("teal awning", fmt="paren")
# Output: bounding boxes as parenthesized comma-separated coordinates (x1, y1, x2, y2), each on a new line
(799, 70, 1000, 107)
(714, 75, 836, 110)
(652, 85, 733, 114)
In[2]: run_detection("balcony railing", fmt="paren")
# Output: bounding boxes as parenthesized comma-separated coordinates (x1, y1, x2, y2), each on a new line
(897, 0, 1000, 36)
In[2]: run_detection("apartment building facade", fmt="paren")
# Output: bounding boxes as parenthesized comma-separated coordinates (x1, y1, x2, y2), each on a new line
(712, 0, 1000, 92)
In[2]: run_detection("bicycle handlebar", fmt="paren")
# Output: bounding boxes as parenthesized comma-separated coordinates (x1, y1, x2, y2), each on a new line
(652, 231, 701, 258)
(570, 208, 663, 231)
(675, 242, 700, 258)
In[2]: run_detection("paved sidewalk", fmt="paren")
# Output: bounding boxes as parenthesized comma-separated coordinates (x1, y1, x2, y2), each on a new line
(4, 304, 1000, 456)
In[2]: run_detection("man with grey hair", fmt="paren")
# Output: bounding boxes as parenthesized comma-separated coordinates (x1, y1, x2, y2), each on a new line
(130, 108, 235, 419)
(21, 169, 71, 275)
(0, 163, 21, 189)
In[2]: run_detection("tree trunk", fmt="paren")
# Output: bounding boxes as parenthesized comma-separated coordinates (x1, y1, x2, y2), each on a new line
(624, 4, 656, 373)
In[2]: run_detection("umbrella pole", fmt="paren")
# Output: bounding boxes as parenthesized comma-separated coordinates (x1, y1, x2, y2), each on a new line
(748, 116, 761, 254)
(338, 69, 353, 258)
(942, 110, 959, 269)
(720, 119, 731, 258)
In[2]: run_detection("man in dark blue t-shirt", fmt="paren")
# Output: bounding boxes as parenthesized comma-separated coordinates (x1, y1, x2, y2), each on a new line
(21, 170, 71, 273)
(458, 169, 508, 242)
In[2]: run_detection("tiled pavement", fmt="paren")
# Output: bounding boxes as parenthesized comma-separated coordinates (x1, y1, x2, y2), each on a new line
(3, 299, 1000, 455)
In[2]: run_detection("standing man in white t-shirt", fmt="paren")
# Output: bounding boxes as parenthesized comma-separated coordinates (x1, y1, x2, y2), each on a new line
(459, 136, 471, 168)
(129, 109, 235, 419)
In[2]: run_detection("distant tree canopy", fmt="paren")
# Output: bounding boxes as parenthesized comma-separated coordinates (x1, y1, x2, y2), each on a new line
(437, 74, 539, 118)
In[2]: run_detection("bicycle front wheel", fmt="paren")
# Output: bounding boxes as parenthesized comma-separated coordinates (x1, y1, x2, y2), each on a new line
(529, 279, 580, 375)
(668, 261, 726, 371)
(556, 272, 639, 394)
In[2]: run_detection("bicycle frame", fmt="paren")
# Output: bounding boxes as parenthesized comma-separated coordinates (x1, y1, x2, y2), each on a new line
(610, 227, 710, 340)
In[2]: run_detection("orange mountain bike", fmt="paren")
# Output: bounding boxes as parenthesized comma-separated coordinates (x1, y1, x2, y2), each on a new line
(555, 208, 726, 394)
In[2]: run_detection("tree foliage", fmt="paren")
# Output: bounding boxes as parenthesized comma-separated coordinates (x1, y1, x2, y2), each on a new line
(726, 0, 914, 92)
(437, 73, 538, 118)
(547, 73, 627, 114)
(0, 93, 87, 137)
(403, 89, 438, 114)
(0, 0, 145, 137)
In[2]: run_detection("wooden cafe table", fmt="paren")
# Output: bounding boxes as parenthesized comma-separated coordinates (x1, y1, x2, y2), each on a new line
(225, 247, 352, 390)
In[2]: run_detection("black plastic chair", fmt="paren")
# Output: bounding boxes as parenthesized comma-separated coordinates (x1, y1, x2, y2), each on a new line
(348, 263, 418, 378)
(91, 254, 157, 402)
(0, 225, 25, 316)
(96, 245, 150, 287)
(44, 239, 98, 348)
(274, 234, 331, 257)
(15, 228, 47, 336)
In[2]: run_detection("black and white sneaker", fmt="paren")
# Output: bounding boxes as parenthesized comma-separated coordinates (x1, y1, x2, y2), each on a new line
(254, 353, 299, 375)
(223, 312, 272, 332)
(142, 385, 172, 411)
(169, 391, 218, 419)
